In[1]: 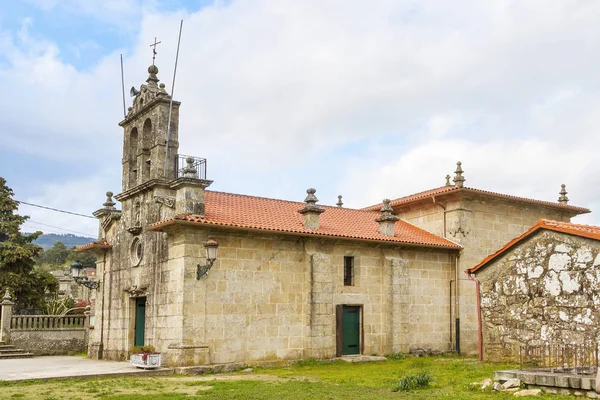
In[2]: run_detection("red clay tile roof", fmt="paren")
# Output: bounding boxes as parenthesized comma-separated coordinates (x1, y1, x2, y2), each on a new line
(468, 219, 600, 273)
(75, 239, 112, 252)
(147, 191, 461, 249)
(361, 186, 590, 214)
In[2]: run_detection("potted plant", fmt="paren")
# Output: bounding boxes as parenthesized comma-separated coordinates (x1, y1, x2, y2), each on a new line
(129, 345, 161, 369)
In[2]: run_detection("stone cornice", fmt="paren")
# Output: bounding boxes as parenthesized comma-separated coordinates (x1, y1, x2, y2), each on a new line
(115, 179, 171, 201)
(169, 177, 213, 190)
(118, 97, 181, 127)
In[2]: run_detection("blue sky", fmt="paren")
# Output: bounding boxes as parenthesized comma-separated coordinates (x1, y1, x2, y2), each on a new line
(1, 0, 600, 238)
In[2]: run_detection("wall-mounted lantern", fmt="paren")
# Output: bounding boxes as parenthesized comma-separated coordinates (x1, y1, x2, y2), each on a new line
(70, 261, 100, 290)
(196, 240, 219, 280)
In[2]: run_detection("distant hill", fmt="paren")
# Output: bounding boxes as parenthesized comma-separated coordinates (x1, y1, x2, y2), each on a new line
(25, 233, 95, 249)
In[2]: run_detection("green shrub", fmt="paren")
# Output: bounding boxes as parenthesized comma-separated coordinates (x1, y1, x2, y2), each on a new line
(128, 345, 156, 356)
(395, 372, 432, 391)
(386, 352, 406, 360)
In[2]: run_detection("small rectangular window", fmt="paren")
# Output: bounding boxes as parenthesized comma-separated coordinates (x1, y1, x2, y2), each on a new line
(344, 256, 354, 286)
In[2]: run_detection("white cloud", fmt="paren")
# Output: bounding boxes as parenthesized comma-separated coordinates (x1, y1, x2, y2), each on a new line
(18, 171, 119, 238)
(345, 138, 595, 212)
(3, 0, 600, 234)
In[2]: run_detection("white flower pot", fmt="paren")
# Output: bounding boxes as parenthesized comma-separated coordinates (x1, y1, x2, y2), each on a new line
(130, 353, 162, 369)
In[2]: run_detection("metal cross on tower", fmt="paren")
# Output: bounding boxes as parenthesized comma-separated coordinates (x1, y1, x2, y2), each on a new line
(150, 37, 161, 65)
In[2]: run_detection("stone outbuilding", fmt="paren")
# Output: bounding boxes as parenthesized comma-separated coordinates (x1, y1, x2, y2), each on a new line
(467, 219, 600, 362)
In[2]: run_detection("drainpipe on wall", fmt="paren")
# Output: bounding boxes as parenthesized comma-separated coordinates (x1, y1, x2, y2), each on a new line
(449, 279, 454, 350)
(455, 253, 461, 355)
(466, 271, 483, 361)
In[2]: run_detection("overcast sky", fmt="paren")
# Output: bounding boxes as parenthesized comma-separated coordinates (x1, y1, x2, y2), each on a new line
(1, 0, 599, 238)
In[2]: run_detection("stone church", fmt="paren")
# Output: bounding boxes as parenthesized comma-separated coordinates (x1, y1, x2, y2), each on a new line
(78, 64, 590, 366)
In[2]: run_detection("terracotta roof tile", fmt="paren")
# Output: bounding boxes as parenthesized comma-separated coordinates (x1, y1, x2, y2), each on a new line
(148, 191, 461, 249)
(362, 186, 590, 214)
(75, 239, 112, 252)
(468, 219, 600, 273)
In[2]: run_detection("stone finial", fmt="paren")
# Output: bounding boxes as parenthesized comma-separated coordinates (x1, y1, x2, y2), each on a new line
(336, 195, 343, 208)
(298, 188, 325, 230)
(103, 192, 116, 210)
(146, 65, 159, 87)
(375, 199, 400, 237)
(445, 175, 452, 186)
(558, 184, 569, 205)
(2, 289, 11, 302)
(453, 161, 465, 188)
(158, 83, 168, 96)
(183, 157, 198, 178)
(304, 188, 319, 205)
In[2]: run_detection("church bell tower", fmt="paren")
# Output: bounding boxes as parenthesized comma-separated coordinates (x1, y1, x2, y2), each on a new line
(119, 65, 180, 192)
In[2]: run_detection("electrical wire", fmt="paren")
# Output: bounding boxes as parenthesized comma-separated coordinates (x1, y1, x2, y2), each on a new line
(26, 220, 95, 237)
(15, 200, 96, 219)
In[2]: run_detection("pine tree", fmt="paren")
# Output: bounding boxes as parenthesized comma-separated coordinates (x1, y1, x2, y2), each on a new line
(0, 177, 58, 312)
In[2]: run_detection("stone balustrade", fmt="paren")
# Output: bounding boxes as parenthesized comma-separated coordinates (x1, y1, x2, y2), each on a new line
(11, 315, 86, 330)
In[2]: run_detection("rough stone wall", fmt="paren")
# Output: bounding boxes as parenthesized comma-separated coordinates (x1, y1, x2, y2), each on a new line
(11, 329, 87, 355)
(88, 187, 177, 361)
(476, 231, 600, 362)
(399, 195, 572, 355)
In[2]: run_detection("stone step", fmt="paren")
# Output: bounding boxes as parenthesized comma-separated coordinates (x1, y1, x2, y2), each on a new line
(0, 345, 15, 349)
(0, 352, 34, 359)
(0, 348, 25, 353)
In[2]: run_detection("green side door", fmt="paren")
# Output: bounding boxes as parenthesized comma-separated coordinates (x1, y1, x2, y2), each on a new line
(342, 306, 360, 355)
(134, 297, 146, 347)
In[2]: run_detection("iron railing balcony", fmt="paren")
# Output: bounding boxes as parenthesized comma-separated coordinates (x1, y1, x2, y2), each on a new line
(175, 154, 207, 180)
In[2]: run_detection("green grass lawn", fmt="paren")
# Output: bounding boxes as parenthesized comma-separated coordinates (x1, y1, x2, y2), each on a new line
(0, 356, 578, 399)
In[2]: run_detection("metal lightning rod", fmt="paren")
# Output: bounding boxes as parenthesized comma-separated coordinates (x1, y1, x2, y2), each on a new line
(164, 19, 184, 178)
(120, 54, 126, 118)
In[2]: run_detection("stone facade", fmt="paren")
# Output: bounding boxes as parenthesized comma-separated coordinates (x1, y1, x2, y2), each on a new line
(474, 230, 600, 361)
(386, 190, 582, 354)
(91, 224, 455, 365)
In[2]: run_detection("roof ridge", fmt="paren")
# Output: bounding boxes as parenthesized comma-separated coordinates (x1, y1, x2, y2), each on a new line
(469, 218, 600, 273)
(206, 190, 380, 214)
(362, 185, 589, 213)
(361, 185, 455, 210)
(540, 219, 598, 229)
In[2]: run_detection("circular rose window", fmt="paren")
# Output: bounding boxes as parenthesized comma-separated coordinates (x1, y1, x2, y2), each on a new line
(131, 238, 143, 266)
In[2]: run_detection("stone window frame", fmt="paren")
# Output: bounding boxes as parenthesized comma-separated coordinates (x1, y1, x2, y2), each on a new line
(344, 256, 355, 286)
(130, 237, 143, 267)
